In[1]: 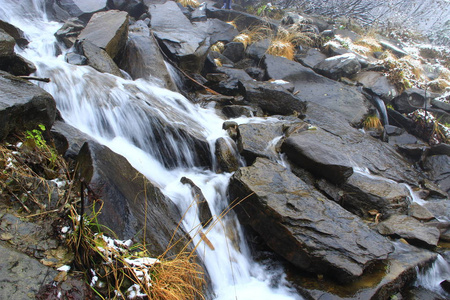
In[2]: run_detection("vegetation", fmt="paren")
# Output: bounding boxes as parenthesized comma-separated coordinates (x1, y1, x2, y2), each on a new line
(177, 0, 200, 8)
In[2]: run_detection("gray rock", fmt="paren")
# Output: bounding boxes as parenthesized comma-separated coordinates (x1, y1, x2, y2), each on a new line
(55, 18, 85, 48)
(424, 200, 450, 223)
(77, 10, 129, 60)
(385, 125, 405, 136)
(0, 28, 15, 57)
(150, 1, 210, 73)
(76, 140, 192, 257)
(0, 71, 56, 140)
(222, 105, 256, 118)
(222, 42, 245, 63)
(240, 79, 307, 116)
(264, 54, 371, 125)
(194, 18, 239, 45)
(0, 242, 58, 300)
(314, 53, 361, 80)
(180, 177, 213, 227)
(229, 158, 394, 282)
(379, 40, 408, 57)
(65, 52, 87, 65)
(215, 137, 239, 173)
(409, 202, 435, 221)
(377, 215, 440, 247)
(246, 39, 270, 60)
(423, 155, 450, 197)
(0, 20, 28, 48)
(354, 71, 398, 101)
(431, 98, 450, 112)
(56, 0, 108, 21)
(119, 34, 177, 90)
(78, 39, 123, 77)
(393, 88, 432, 114)
(0, 53, 36, 76)
(297, 48, 326, 69)
(51, 120, 93, 159)
(109, 0, 147, 19)
(191, 2, 207, 21)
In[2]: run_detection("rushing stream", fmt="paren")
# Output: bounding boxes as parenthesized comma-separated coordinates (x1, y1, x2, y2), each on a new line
(0, 0, 300, 299)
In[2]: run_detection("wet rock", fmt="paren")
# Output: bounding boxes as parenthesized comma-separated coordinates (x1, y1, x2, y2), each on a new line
(222, 42, 245, 63)
(180, 177, 213, 227)
(296, 48, 326, 69)
(354, 71, 398, 101)
(77, 39, 123, 77)
(0, 20, 28, 48)
(423, 200, 450, 223)
(264, 54, 371, 125)
(55, 18, 85, 48)
(194, 18, 239, 45)
(229, 158, 394, 282)
(0, 28, 16, 56)
(423, 155, 450, 196)
(404, 287, 448, 300)
(119, 34, 177, 90)
(65, 52, 87, 65)
(222, 105, 257, 118)
(0, 242, 58, 300)
(393, 88, 432, 114)
(215, 137, 239, 173)
(341, 171, 411, 218)
(77, 10, 129, 60)
(246, 39, 270, 60)
(51, 120, 93, 159)
(76, 140, 192, 257)
(0, 53, 36, 76)
(441, 280, 450, 293)
(240, 80, 307, 116)
(149, 1, 209, 73)
(408, 202, 435, 221)
(377, 215, 440, 248)
(109, 0, 147, 19)
(0, 71, 56, 140)
(55, 0, 108, 22)
(314, 53, 361, 80)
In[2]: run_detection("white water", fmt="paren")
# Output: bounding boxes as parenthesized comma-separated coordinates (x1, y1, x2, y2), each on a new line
(0, 1, 300, 299)
(415, 254, 450, 298)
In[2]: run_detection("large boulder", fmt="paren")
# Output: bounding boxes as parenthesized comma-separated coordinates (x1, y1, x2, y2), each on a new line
(76, 140, 192, 256)
(423, 155, 450, 196)
(313, 53, 361, 80)
(229, 158, 394, 282)
(240, 80, 307, 116)
(354, 71, 398, 101)
(77, 40, 123, 77)
(118, 34, 177, 90)
(263, 54, 371, 125)
(194, 18, 239, 45)
(109, 0, 148, 19)
(0, 53, 36, 76)
(54, 0, 108, 22)
(0, 20, 28, 48)
(77, 10, 129, 60)
(0, 71, 56, 140)
(149, 1, 210, 74)
(55, 18, 85, 48)
(392, 88, 432, 114)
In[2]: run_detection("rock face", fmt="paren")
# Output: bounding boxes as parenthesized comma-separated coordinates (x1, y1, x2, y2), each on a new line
(119, 34, 177, 90)
(229, 158, 394, 282)
(76, 140, 192, 257)
(149, 1, 210, 73)
(77, 10, 129, 60)
(0, 71, 56, 140)
(263, 54, 371, 125)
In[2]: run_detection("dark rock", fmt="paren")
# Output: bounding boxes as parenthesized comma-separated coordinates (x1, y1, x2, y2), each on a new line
(55, 0, 108, 22)
(0, 71, 56, 140)
(229, 158, 394, 282)
(246, 39, 270, 60)
(109, 0, 147, 19)
(0, 53, 36, 76)
(341, 171, 411, 218)
(0, 29, 15, 57)
(65, 52, 87, 65)
(76, 140, 191, 256)
(296, 48, 326, 69)
(423, 155, 450, 196)
(379, 40, 408, 58)
(245, 66, 265, 81)
(264, 54, 371, 125)
(180, 177, 213, 227)
(194, 18, 239, 45)
(240, 80, 306, 116)
(191, 2, 207, 22)
(335, 29, 361, 42)
(324, 43, 352, 57)
(354, 71, 398, 101)
(431, 98, 450, 112)
(150, 1, 210, 74)
(377, 215, 440, 247)
(118, 34, 177, 90)
(36, 275, 94, 300)
(430, 143, 450, 156)
(0, 20, 28, 48)
(408, 202, 435, 221)
(217, 66, 253, 82)
(314, 53, 361, 80)
(51, 120, 93, 159)
(441, 280, 450, 293)
(77, 10, 129, 60)
(215, 137, 240, 173)
(78, 39, 123, 77)
(393, 88, 431, 114)
(404, 287, 447, 300)
(222, 105, 256, 118)
(423, 200, 450, 223)
(222, 42, 245, 63)
(385, 125, 405, 136)
(0, 242, 58, 300)
(55, 18, 85, 48)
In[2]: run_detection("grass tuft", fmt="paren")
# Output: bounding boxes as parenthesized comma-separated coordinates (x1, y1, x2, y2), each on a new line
(177, 0, 200, 8)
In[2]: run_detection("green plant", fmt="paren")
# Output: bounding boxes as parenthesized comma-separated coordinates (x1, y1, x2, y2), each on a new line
(25, 124, 58, 169)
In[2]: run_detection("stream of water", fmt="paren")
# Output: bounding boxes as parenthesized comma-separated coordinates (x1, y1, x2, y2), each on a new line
(0, 0, 301, 299)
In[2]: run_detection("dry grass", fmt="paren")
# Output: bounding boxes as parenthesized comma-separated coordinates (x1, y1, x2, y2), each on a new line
(177, 0, 200, 8)
(380, 51, 424, 92)
(363, 114, 383, 130)
(210, 41, 225, 53)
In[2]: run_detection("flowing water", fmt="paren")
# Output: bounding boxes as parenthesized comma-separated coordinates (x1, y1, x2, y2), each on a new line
(0, 1, 301, 299)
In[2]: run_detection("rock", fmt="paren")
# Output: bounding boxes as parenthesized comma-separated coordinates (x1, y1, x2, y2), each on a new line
(0, 71, 56, 140)
(314, 53, 361, 80)
(431, 98, 450, 112)
(385, 125, 404, 136)
(264, 54, 371, 125)
(109, 0, 147, 19)
(246, 39, 271, 60)
(379, 40, 408, 57)
(423, 200, 450, 223)
(215, 137, 239, 173)
(0, 29, 16, 56)
(55, 18, 85, 48)
(229, 158, 394, 282)
(65, 52, 87, 65)
(77, 40, 123, 77)
(50, 120, 93, 159)
(180, 177, 213, 227)
(0, 242, 58, 300)
(441, 280, 450, 293)
(0, 20, 28, 48)
(354, 71, 398, 101)
(408, 202, 435, 221)
(222, 42, 245, 63)
(296, 48, 326, 69)
(150, 1, 210, 73)
(194, 18, 239, 45)
(423, 155, 450, 196)
(222, 105, 257, 118)
(77, 10, 129, 60)
(341, 171, 411, 218)
(404, 287, 448, 300)
(240, 80, 307, 116)
(191, 2, 207, 21)
(430, 143, 450, 156)
(0, 53, 37, 76)
(55, 0, 108, 22)
(377, 215, 440, 247)
(118, 34, 177, 90)
(283, 102, 422, 185)
(76, 140, 192, 257)
(393, 88, 431, 114)
(129, 20, 150, 37)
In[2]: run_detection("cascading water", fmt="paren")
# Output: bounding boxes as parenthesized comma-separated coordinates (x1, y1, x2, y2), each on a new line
(0, 1, 301, 299)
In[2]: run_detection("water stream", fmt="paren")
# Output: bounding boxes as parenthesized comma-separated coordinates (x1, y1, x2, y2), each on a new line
(0, 1, 300, 299)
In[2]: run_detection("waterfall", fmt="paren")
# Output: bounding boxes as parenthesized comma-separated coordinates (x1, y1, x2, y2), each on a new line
(0, 1, 300, 299)
(415, 255, 450, 298)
